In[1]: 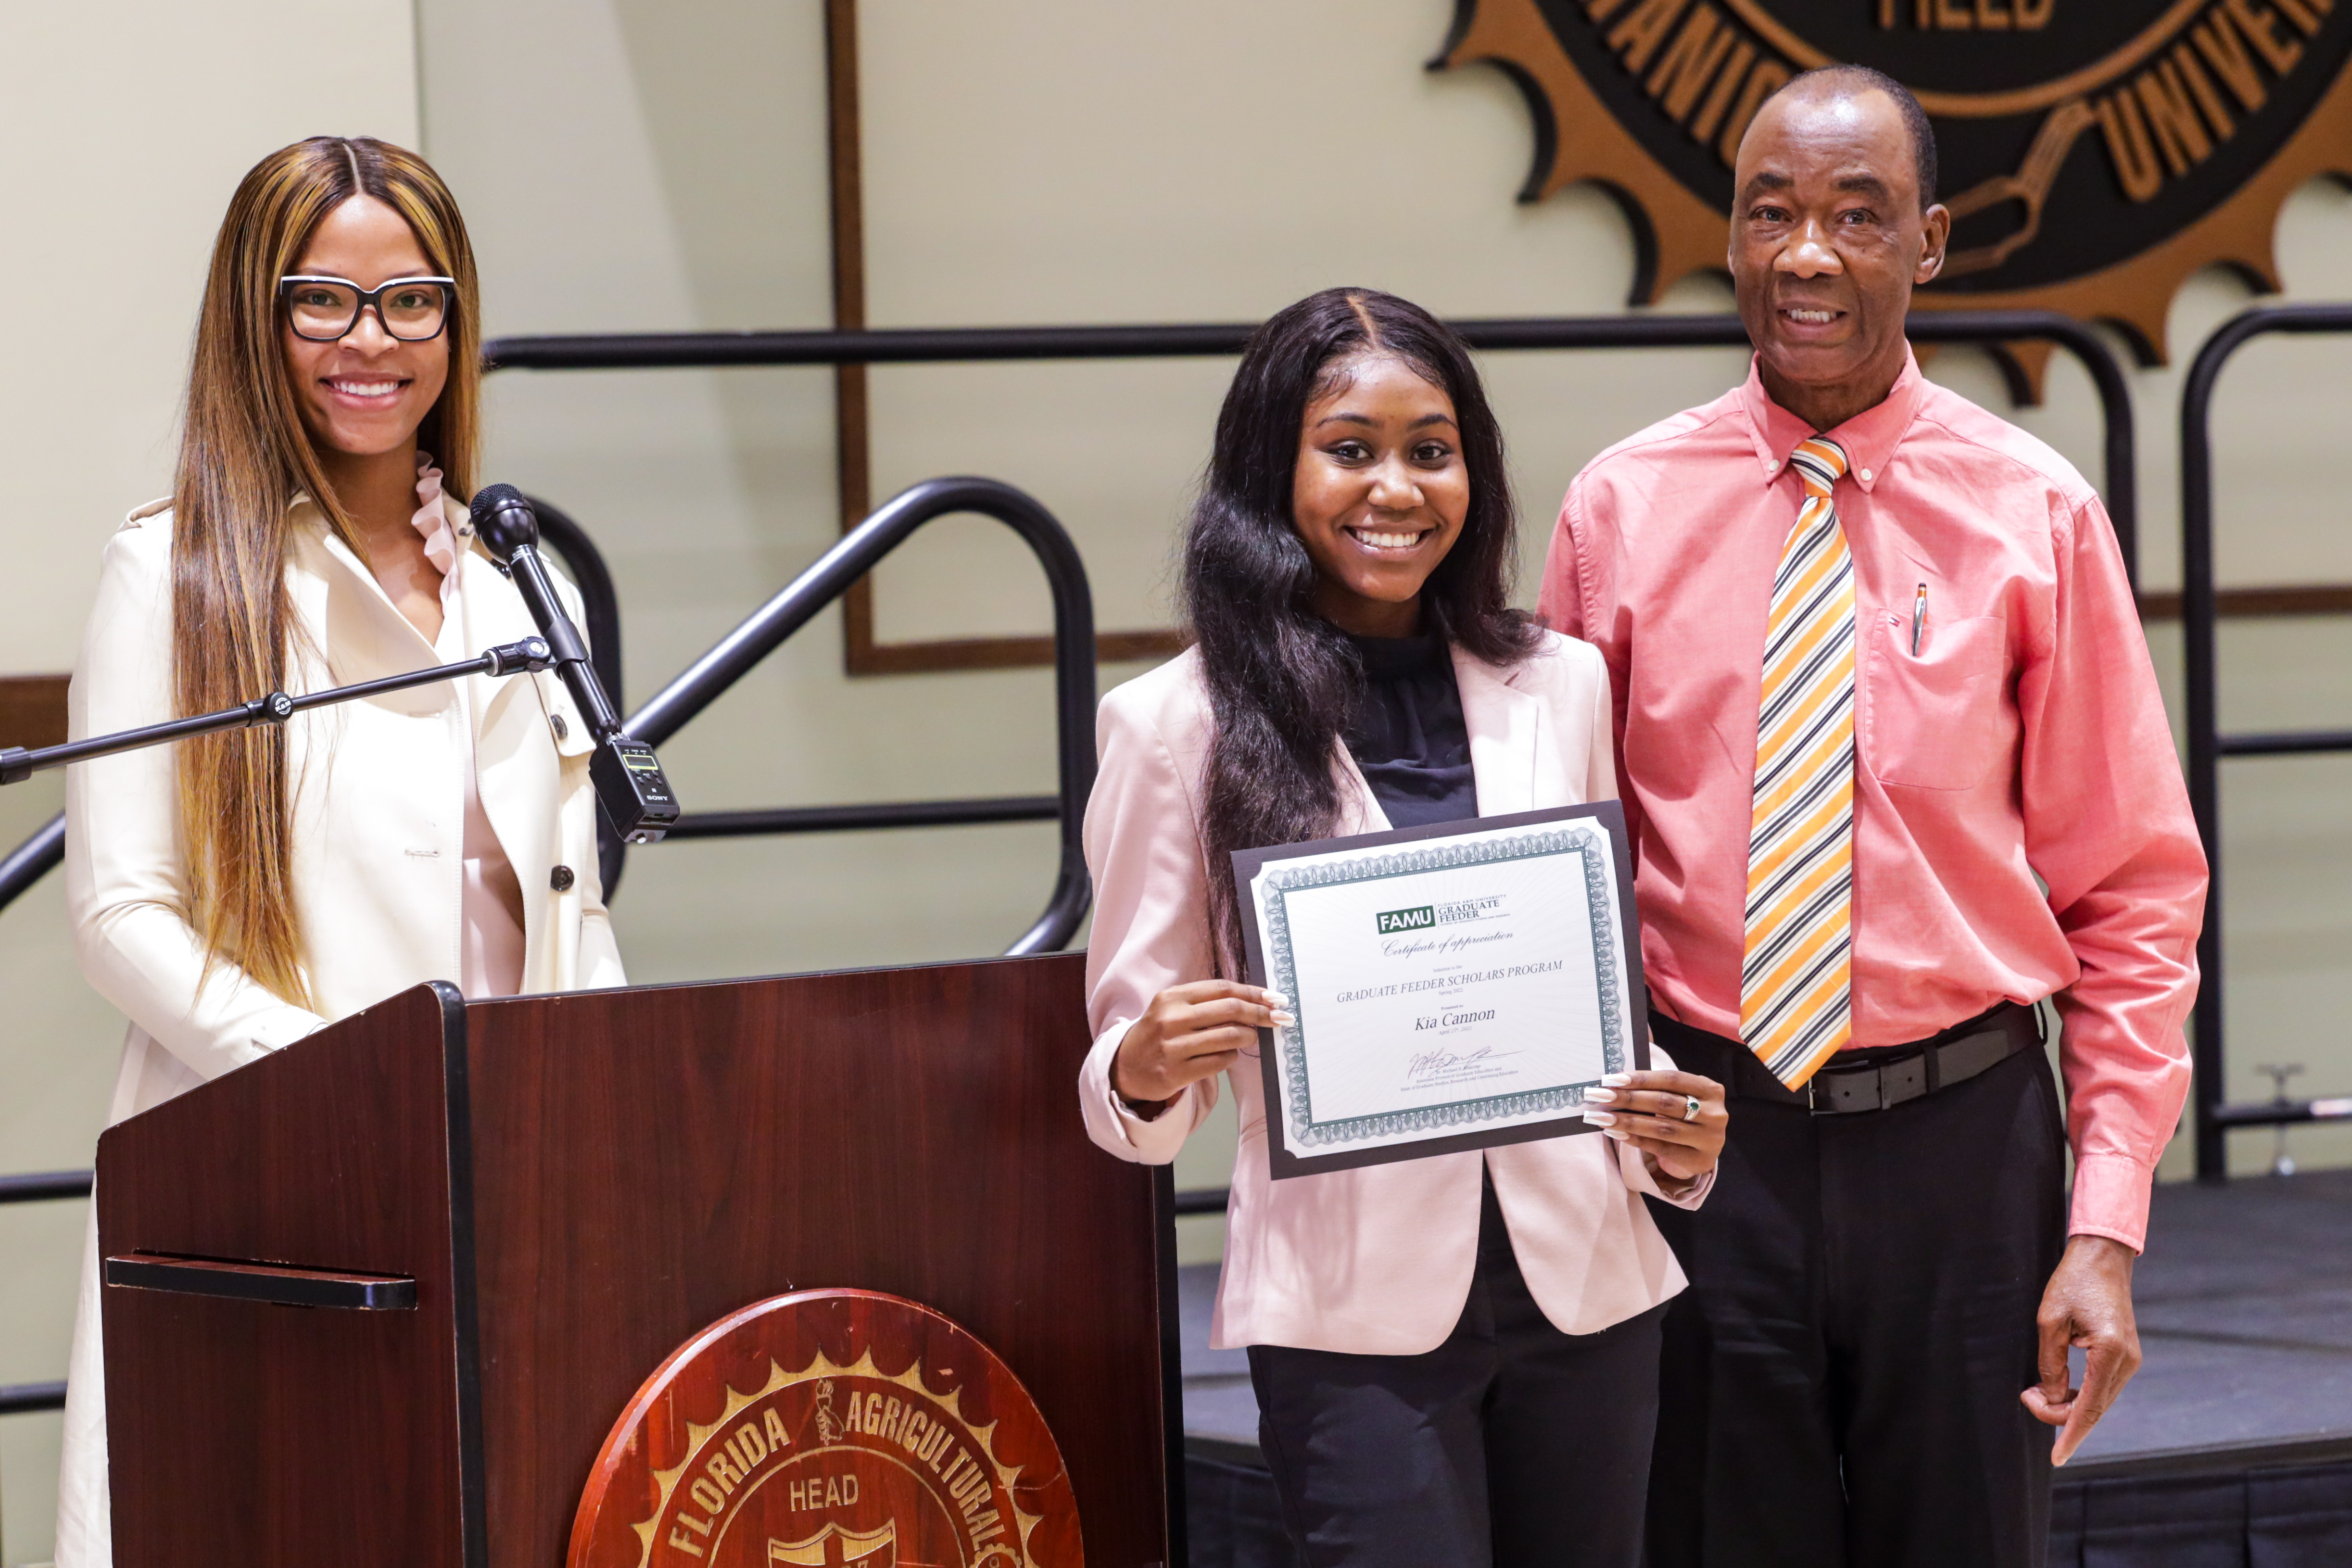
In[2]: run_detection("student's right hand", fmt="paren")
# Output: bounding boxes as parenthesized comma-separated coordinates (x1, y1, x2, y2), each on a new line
(1111, 980, 1292, 1113)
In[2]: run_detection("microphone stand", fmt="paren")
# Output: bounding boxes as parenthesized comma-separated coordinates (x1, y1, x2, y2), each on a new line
(468, 485, 679, 845)
(0, 638, 557, 786)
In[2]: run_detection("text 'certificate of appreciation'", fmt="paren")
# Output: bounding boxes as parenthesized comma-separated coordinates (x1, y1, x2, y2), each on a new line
(1232, 802, 1650, 1179)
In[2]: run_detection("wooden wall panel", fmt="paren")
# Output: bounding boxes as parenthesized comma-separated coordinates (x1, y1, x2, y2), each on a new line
(0, 673, 68, 748)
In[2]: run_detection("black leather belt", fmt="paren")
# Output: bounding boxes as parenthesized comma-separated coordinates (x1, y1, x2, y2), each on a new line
(1802, 1003, 2040, 1114)
(1653, 1001, 2041, 1116)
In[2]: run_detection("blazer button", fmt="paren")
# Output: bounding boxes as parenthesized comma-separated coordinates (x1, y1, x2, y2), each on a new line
(550, 713, 569, 741)
(551, 865, 576, 892)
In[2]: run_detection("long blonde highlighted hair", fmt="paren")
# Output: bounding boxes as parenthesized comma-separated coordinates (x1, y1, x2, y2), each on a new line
(173, 136, 482, 1005)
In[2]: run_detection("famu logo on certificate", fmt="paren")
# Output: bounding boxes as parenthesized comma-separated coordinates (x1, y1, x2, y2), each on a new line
(1231, 802, 1652, 1179)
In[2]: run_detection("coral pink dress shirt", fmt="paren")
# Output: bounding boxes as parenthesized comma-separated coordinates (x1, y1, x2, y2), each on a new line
(1538, 351, 2206, 1251)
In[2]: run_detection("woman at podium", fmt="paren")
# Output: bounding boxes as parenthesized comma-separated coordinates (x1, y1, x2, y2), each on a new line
(54, 137, 625, 1567)
(1078, 288, 1727, 1567)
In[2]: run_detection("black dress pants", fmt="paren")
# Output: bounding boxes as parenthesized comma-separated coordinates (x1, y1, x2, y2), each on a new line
(1644, 1017, 2069, 1568)
(1248, 1174, 1669, 1568)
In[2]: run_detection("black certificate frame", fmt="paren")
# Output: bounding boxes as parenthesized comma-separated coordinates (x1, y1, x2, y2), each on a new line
(1231, 800, 1650, 1180)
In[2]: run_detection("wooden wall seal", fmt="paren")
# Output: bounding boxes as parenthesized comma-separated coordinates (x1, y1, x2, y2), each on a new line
(568, 1289, 1083, 1568)
(1438, 0, 2352, 369)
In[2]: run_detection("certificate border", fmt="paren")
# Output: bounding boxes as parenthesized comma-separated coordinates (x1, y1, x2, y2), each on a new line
(1232, 801, 1651, 1181)
(1260, 826, 1619, 1140)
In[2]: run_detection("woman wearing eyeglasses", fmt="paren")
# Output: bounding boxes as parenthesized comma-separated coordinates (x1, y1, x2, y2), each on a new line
(54, 137, 624, 1566)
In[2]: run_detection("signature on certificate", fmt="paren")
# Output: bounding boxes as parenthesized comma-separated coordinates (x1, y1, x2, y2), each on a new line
(1404, 1044, 1522, 1088)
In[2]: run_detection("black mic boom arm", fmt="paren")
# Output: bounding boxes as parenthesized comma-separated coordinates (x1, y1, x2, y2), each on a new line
(0, 639, 556, 787)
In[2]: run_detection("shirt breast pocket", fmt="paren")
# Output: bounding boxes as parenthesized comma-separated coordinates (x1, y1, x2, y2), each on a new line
(1861, 612, 2010, 791)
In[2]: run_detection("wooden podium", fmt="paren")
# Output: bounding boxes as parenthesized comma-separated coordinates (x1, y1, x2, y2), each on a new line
(93, 957, 1175, 1568)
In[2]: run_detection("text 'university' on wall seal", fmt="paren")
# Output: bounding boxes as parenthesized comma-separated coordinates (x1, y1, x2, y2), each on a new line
(1436, 0, 2352, 367)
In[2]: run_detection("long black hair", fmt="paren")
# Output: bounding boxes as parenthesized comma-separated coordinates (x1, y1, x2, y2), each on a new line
(1183, 287, 1540, 965)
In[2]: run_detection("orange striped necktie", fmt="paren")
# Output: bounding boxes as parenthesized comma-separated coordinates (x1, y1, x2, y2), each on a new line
(1740, 435, 1855, 1089)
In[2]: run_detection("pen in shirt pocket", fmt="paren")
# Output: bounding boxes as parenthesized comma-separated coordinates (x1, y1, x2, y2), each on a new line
(1911, 583, 1927, 656)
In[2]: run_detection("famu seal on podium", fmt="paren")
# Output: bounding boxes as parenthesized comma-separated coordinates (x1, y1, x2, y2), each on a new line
(568, 1290, 1083, 1568)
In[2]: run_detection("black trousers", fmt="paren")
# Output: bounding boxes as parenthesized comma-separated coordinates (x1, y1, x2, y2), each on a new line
(1644, 1016, 2068, 1568)
(1249, 1176, 1669, 1568)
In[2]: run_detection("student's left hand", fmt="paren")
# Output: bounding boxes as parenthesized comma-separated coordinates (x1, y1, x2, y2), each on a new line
(1582, 1069, 1728, 1186)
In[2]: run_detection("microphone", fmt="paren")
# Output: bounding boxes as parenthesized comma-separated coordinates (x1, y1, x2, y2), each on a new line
(469, 484, 681, 845)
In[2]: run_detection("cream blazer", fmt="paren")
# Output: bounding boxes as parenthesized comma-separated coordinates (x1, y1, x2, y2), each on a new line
(1078, 633, 1705, 1357)
(54, 493, 625, 1568)
(66, 492, 625, 1120)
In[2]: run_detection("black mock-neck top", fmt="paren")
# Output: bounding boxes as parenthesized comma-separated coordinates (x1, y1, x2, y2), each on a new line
(1341, 630, 1479, 830)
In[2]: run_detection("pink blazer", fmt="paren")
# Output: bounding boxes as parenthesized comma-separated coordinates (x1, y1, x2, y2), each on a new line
(1078, 632, 1706, 1355)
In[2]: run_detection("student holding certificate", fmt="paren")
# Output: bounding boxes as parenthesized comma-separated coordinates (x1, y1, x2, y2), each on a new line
(1077, 288, 1726, 1568)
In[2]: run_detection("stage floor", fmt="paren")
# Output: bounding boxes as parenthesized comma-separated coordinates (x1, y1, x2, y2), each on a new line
(1176, 1166, 2352, 1471)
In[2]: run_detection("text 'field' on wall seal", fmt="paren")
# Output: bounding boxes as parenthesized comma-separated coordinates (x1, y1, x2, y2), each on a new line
(1437, 0, 2352, 361)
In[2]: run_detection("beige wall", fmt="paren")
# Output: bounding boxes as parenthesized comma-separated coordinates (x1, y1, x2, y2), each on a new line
(6, 1, 2352, 1557)
(0, 6, 420, 671)
(418, 0, 2352, 1200)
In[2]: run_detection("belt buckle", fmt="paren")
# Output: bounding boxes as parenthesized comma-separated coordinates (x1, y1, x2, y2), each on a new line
(1807, 1050, 1941, 1114)
(1806, 1063, 1883, 1115)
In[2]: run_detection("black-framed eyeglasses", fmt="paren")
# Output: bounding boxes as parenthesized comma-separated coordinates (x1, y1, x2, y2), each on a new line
(278, 275, 457, 342)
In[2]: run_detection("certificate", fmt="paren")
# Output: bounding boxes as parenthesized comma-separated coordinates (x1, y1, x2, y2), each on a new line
(1231, 802, 1649, 1179)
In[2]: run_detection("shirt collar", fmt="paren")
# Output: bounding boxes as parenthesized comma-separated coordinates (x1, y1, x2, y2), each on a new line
(1735, 346, 1927, 495)
(289, 455, 468, 587)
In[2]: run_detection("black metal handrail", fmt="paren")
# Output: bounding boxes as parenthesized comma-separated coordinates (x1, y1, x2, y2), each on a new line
(0, 480, 1095, 1435)
(670, 796, 1059, 838)
(1172, 1187, 1230, 1217)
(2179, 302, 2352, 1178)
(0, 308, 2141, 929)
(0, 1174, 89, 1418)
(627, 476, 1096, 954)
(0, 308, 2141, 1271)
(0, 477, 1091, 1453)
(0, 1169, 91, 1204)
(486, 309, 2139, 582)
(0, 810, 64, 914)
(0, 1381, 66, 1416)
(0, 484, 1086, 945)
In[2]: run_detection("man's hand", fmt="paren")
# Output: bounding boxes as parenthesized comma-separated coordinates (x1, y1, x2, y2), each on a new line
(2021, 1234, 2141, 1466)
(1111, 980, 1289, 1113)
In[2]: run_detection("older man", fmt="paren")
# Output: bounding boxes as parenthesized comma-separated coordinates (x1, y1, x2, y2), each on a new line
(1538, 66, 2205, 1568)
